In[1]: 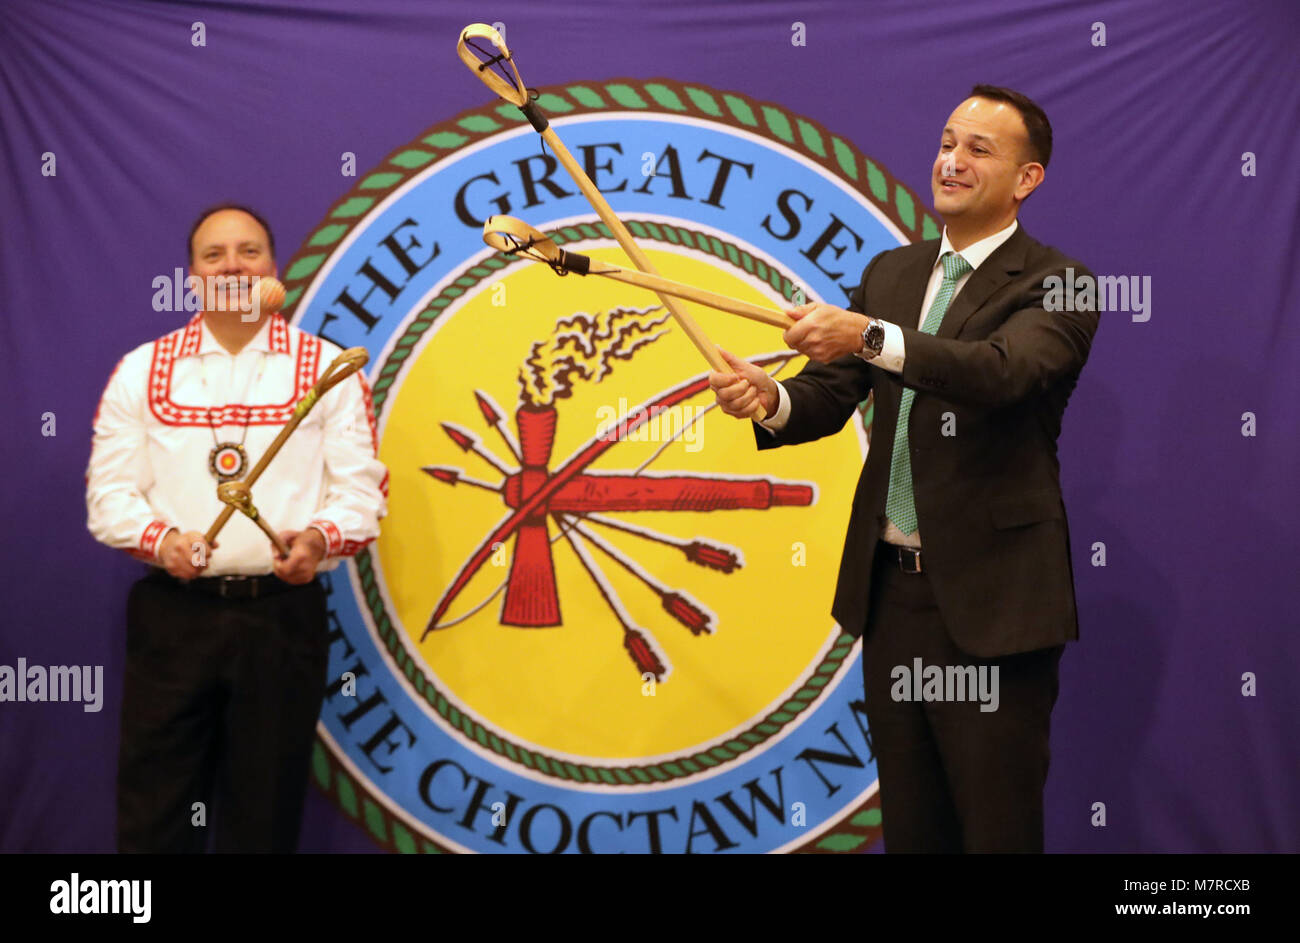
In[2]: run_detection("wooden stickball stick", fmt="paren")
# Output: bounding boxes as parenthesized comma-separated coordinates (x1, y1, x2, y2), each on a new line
(457, 23, 767, 420)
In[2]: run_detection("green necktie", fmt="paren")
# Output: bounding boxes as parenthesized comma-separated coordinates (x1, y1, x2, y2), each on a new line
(884, 251, 972, 536)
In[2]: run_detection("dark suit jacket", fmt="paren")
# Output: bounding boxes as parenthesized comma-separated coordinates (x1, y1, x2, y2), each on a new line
(756, 224, 1098, 658)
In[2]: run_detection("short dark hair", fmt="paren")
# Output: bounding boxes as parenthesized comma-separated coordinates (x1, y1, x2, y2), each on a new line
(187, 203, 276, 263)
(968, 85, 1052, 168)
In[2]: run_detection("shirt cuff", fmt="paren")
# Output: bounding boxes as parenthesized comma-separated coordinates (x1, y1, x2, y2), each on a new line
(307, 519, 375, 559)
(308, 520, 344, 558)
(141, 521, 174, 560)
(757, 382, 791, 433)
(854, 319, 906, 374)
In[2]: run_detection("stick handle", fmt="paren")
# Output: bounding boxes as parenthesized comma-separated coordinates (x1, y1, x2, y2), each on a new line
(244, 504, 292, 557)
(540, 128, 765, 421)
(590, 264, 795, 329)
(204, 506, 236, 548)
(542, 128, 719, 364)
(259, 518, 292, 558)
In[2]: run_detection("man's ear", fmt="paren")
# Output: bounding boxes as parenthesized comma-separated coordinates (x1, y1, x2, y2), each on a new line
(1014, 162, 1046, 203)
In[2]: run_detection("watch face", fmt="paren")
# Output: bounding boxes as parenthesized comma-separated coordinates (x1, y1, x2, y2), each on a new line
(865, 323, 884, 353)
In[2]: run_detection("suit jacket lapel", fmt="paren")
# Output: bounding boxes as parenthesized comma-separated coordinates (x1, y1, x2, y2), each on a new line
(936, 225, 1030, 340)
(896, 244, 939, 332)
(876, 246, 939, 427)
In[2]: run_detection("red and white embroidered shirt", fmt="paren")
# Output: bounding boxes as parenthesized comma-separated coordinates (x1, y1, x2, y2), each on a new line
(86, 313, 388, 576)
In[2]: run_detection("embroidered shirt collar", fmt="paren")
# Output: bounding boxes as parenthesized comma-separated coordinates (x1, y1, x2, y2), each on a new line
(179, 313, 289, 358)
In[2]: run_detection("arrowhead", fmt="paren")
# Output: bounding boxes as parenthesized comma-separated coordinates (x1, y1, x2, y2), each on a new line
(421, 465, 460, 484)
(441, 422, 476, 451)
(474, 390, 502, 426)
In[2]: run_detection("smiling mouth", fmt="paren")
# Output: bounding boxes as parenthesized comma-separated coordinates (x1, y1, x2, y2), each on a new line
(940, 180, 970, 191)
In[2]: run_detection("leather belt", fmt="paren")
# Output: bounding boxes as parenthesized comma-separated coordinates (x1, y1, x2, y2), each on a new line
(878, 541, 924, 574)
(150, 570, 306, 600)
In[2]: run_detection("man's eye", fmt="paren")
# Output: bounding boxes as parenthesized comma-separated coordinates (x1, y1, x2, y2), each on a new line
(940, 144, 953, 151)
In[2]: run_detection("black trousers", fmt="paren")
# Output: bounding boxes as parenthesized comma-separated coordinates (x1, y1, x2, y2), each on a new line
(861, 546, 1063, 853)
(117, 572, 329, 853)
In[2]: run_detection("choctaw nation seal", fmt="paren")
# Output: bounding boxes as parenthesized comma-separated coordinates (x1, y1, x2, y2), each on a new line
(281, 78, 939, 854)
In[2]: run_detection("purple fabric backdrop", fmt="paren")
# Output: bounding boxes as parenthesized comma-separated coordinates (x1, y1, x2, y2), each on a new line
(1, 0, 1296, 853)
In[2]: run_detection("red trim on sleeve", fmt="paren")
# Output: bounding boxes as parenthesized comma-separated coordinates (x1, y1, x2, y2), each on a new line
(357, 372, 379, 453)
(309, 520, 343, 557)
(140, 520, 171, 558)
(357, 372, 387, 497)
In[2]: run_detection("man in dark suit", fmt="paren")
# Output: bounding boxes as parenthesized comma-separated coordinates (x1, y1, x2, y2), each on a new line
(710, 86, 1098, 852)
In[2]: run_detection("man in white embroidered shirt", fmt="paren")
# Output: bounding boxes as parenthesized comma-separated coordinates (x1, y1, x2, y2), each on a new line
(86, 204, 389, 853)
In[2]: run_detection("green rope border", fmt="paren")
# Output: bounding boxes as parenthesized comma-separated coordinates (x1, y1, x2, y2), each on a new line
(355, 218, 855, 786)
(282, 78, 938, 853)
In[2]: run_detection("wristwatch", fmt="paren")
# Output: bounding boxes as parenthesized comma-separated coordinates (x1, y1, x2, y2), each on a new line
(856, 317, 885, 360)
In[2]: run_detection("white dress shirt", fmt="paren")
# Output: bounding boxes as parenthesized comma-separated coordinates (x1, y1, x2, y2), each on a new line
(87, 313, 388, 576)
(760, 219, 1019, 547)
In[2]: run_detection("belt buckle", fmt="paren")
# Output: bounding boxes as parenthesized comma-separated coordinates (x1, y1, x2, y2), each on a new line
(216, 575, 249, 599)
(897, 547, 922, 574)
